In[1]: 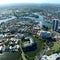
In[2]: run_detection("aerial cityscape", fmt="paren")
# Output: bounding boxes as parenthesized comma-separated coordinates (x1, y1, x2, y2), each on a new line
(0, 0, 60, 60)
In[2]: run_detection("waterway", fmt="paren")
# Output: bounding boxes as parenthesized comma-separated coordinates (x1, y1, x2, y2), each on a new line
(0, 16, 16, 23)
(0, 13, 52, 27)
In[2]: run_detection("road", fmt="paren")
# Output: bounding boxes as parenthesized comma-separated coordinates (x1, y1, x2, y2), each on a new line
(35, 45, 48, 60)
(20, 40, 27, 60)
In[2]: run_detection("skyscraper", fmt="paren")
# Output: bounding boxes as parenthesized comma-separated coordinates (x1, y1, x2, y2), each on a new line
(52, 19, 58, 31)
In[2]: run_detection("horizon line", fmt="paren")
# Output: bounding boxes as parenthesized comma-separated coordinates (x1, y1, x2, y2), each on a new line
(0, 2, 60, 6)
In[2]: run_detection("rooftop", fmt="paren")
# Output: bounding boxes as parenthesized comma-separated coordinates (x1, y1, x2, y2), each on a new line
(41, 53, 59, 60)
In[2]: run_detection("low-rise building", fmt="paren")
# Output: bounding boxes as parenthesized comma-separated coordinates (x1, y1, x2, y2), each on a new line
(0, 45, 5, 53)
(39, 31, 51, 39)
(22, 37, 37, 52)
(41, 53, 59, 60)
(9, 45, 20, 52)
(23, 37, 34, 47)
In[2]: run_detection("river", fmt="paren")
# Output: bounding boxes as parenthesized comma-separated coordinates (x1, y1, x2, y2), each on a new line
(0, 16, 16, 23)
(0, 13, 51, 27)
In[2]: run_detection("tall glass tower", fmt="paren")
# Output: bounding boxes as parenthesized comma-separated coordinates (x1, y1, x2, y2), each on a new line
(52, 19, 58, 31)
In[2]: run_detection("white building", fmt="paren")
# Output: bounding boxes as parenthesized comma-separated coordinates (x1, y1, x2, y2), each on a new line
(41, 53, 59, 60)
(23, 37, 34, 47)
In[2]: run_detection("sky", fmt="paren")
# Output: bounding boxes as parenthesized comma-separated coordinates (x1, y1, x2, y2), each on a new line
(0, 0, 60, 5)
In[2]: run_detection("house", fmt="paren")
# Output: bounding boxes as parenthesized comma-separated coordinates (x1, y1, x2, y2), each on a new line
(9, 45, 20, 52)
(0, 45, 5, 53)
(32, 30, 38, 35)
(15, 33, 25, 39)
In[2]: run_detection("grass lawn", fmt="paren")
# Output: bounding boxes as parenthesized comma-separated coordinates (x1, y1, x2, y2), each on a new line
(52, 41, 60, 51)
(46, 41, 60, 56)
(0, 52, 22, 60)
(45, 50, 53, 56)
